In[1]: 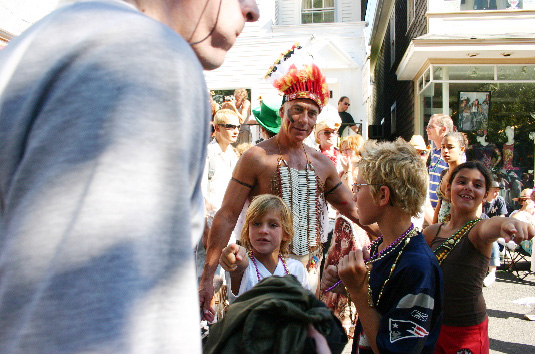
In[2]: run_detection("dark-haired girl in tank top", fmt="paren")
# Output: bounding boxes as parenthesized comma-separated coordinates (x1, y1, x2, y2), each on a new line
(424, 161, 534, 354)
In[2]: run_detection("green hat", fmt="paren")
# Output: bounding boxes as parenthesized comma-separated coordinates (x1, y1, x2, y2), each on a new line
(252, 98, 282, 134)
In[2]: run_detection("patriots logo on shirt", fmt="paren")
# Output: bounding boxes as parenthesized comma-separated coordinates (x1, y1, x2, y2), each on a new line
(389, 318, 429, 343)
(411, 309, 428, 321)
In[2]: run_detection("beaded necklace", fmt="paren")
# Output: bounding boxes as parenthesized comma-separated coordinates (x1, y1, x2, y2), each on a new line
(323, 224, 418, 296)
(248, 250, 289, 282)
(433, 218, 481, 265)
(366, 227, 419, 307)
(366, 223, 415, 264)
(274, 137, 322, 256)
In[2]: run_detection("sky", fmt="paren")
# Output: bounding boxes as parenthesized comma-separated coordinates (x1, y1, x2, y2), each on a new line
(364, 0, 379, 45)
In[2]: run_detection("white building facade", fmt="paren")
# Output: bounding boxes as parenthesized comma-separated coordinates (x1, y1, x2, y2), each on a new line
(204, 0, 370, 137)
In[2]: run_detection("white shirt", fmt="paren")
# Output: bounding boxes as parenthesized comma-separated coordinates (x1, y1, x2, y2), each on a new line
(226, 257, 309, 303)
(202, 138, 239, 216)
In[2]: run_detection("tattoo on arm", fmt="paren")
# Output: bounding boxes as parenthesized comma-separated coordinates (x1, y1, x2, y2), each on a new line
(325, 181, 342, 196)
(231, 177, 254, 189)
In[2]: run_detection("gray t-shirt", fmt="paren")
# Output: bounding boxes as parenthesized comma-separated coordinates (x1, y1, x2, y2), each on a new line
(0, 1, 208, 352)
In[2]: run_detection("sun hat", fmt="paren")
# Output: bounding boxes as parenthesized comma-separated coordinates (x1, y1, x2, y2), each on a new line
(409, 135, 429, 151)
(314, 105, 341, 144)
(513, 188, 533, 201)
(252, 97, 282, 134)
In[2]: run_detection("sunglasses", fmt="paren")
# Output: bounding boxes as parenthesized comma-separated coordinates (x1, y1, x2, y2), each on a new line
(417, 150, 428, 156)
(322, 131, 338, 136)
(343, 102, 350, 106)
(219, 124, 240, 130)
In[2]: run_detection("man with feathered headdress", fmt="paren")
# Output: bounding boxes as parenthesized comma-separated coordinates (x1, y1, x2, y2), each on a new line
(199, 45, 373, 314)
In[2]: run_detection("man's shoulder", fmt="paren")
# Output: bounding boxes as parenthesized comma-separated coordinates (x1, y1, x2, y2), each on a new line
(238, 142, 274, 167)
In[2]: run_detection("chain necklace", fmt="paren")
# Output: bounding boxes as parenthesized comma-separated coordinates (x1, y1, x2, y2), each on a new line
(366, 227, 418, 307)
(324, 224, 418, 297)
(433, 218, 481, 265)
(366, 223, 415, 264)
(248, 250, 289, 282)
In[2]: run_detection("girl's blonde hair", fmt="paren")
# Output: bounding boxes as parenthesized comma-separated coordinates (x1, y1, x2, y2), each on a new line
(240, 194, 293, 256)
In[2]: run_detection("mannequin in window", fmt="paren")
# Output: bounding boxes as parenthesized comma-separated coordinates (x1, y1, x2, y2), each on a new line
(503, 126, 520, 171)
(473, 0, 497, 10)
(467, 129, 502, 170)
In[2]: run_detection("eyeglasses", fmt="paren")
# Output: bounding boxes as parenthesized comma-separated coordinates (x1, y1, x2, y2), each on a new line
(425, 124, 435, 130)
(219, 124, 240, 130)
(322, 130, 338, 136)
(352, 183, 382, 193)
(343, 102, 350, 106)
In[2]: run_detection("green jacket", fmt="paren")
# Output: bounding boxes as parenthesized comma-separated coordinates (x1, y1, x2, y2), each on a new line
(203, 275, 347, 354)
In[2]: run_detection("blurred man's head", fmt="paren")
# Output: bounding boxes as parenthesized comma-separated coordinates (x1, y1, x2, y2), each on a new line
(132, 0, 259, 70)
(338, 96, 350, 112)
(426, 114, 453, 147)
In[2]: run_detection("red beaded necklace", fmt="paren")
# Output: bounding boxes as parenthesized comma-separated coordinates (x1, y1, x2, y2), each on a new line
(248, 250, 289, 282)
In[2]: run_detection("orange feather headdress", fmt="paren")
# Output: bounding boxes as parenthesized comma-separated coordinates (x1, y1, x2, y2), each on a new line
(265, 44, 329, 111)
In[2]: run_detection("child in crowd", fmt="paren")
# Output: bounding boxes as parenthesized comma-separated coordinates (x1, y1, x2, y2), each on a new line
(433, 132, 467, 224)
(482, 180, 508, 286)
(424, 161, 534, 353)
(322, 139, 444, 353)
(219, 194, 309, 303)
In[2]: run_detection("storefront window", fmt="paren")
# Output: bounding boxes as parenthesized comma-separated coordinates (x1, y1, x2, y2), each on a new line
(418, 64, 535, 207)
(461, 0, 522, 11)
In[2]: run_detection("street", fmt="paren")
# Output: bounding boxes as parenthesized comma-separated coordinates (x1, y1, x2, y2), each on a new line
(486, 259, 535, 353)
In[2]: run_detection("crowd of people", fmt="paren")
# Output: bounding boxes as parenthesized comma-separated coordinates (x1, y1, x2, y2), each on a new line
(0, 1, 533, 353)
(196, 50, 535, 353)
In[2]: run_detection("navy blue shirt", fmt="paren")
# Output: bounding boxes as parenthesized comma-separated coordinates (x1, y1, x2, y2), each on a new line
(353, 233, 443, 354)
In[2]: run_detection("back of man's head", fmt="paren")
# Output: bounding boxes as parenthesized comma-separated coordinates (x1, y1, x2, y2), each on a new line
(430, 114, 453, 133)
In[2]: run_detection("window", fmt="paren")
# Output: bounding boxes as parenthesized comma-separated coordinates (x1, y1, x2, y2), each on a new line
(390, 102, 397, 135)
(302, 0, 335, 24)
(389, 7, 395, 68)
(407, 0, 415, 26)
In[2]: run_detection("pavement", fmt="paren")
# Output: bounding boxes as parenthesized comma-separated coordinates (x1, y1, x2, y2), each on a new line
(342, 257, 535, 354)
(485, 258, 535, 354)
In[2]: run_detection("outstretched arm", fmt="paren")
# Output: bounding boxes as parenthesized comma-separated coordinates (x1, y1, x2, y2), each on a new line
(471, 216, 535, 254)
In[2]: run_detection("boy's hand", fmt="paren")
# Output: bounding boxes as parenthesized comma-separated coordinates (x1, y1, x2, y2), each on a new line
(338, 247, 372, 295)
(320, 265, 344, 294)
(219, 243, 247, 272)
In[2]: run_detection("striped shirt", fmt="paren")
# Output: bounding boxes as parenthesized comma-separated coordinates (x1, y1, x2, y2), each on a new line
(428, 145, 448, 208)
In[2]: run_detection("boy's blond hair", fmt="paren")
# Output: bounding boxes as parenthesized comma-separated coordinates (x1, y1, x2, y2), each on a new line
(213, 109, 238, 125)
(357, 138, 427, 217)
(240, 194, 293, 256)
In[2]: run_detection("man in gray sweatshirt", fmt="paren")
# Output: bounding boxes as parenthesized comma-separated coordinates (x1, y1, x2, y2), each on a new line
(0, 0, 258, 353)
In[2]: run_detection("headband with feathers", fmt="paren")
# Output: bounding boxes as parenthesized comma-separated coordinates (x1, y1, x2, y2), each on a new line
(265, 44, 329, 110)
